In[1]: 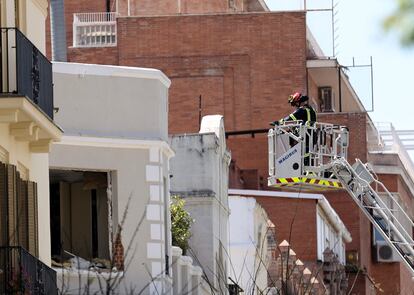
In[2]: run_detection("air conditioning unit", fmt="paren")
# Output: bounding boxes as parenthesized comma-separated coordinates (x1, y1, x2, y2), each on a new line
(375, 241, 400, 262)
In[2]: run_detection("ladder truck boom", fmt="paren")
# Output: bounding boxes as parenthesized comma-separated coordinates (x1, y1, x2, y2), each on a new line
(268, 122, 414, 276)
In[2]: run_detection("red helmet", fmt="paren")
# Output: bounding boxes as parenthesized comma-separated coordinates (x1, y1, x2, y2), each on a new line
(288, 92, 302, 104)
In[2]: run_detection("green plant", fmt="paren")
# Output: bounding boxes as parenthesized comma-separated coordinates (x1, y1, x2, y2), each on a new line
(384, 0, 414, 46)
(170, 196, 194, 254)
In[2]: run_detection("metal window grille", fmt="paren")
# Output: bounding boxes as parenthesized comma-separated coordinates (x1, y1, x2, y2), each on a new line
(73, 12, 117, 47)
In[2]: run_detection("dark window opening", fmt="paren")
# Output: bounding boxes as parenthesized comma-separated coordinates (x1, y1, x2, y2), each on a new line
(49, 169, 110, 267)
(319, 86, 334, 112)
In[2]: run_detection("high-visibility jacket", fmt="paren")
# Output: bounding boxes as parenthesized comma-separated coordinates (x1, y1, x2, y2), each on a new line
(281, 104, 317, 125)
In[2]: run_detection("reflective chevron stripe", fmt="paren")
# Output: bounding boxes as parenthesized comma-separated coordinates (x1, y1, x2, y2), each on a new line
(274, 177, 343, 188)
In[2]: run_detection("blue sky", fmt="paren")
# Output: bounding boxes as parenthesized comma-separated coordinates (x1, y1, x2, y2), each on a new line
(265, 0, 414, 131)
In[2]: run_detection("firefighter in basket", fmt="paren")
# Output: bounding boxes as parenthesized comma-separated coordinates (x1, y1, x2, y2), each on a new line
(270, 92, 317, 165)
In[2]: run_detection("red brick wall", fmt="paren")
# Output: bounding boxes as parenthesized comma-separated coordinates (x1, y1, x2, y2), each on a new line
(255, 196, 318, 262)
(75, 12, 303, 187)
(227, 136, 268, 188)
(116, 0, 239, 16)
(371, 263, 400, 295)
(68, 12, 307, 134)
(63, 0, 116, 51)
(398, 262, 414, 295)
(68, 47, 119, 65)
(180, 0, 229, 14)
(60, 8, 409, 294)
(370, 173, 414, 293)
(397, 176, 414, 213)
(121, 0, 179, 16)
(318, 112, 368, 163)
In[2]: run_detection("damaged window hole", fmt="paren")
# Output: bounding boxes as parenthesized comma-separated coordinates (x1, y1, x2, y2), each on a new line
(50, 169, 113, 271)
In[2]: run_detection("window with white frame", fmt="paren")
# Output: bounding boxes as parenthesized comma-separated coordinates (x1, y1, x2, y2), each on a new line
(73, 12, 117, 47)
(316, 208, 346, 264)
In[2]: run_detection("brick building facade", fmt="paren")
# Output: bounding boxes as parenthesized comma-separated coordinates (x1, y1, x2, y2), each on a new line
(47, 0, 414, 293)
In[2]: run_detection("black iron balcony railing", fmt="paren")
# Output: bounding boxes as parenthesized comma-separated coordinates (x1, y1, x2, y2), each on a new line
(0, 28, 54, 119)
(0, 246, 58, 295)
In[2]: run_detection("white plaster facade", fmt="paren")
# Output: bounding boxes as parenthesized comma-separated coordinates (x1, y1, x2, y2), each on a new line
(50, 62, 174, 294)
(169, 115, 231, 293)
(228, 196, 271, 294)
(229, 189, 352, 264)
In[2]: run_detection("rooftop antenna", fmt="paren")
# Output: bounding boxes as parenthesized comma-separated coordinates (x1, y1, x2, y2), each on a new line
(303, 0, 337, 57)
(332, 0, 340, 57)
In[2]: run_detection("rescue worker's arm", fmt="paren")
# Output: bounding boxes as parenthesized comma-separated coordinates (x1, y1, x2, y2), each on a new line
(278, 109, 306, 124)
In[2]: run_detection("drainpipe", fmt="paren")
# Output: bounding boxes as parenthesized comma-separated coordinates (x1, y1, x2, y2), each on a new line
(338, 61, 342, 112)
(50, 0, 67, 61)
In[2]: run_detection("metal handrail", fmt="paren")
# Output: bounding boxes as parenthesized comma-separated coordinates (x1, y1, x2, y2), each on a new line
(0, 246, 58, 294)
(73, 13, 117, 47)
(0, 27, 54, 119)
(268, 122, 349, 177)
(372, 122, 414, 183)
(73, 12, 117, 23)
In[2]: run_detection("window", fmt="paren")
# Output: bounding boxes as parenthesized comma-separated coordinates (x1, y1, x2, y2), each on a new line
(317, 208, 345, 263)
(49, 170, 110, 266)
(319, 87, 334, 112)
(73, 12, 117, 47)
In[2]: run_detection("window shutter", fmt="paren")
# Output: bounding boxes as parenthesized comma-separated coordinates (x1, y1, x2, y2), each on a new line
(17, 177, 29, 250)
(0, 163, 7, 246)
(7, 164, 17, 246)
(27, 181, 39, 257)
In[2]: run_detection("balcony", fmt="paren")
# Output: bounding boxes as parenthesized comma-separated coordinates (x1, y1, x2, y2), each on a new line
(0, 246, 58, 294)
(73, 12, 117, 47)
(1, 28, 54, 119)
(368, 122, 414, 182)
(0, 28, 62, 152)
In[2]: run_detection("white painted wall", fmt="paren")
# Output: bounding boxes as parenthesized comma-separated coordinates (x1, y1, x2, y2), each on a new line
(0, 0, 48, 53)
(228, 196, 269, 293)
(24, 0, 48, 53)
(51, 63, 173, 294)
(316, 206, 347, 264)
(169, 115, 231, 292)
(53, 62, 170, 141)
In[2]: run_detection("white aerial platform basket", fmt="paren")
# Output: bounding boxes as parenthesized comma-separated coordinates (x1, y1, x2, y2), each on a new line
(268, 122, 414, 275)
(268, 121, 349, 190)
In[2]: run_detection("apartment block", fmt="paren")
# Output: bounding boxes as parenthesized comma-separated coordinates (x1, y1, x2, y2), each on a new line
(46, 1, 414, 294)
(169, 115, 231, 292)
(50, 62, 174, 294)
(0, 0, 62, 293)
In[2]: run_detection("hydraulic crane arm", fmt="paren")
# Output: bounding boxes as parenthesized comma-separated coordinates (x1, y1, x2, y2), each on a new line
(268, 122, 414, 276)
(331, 157, 414, 276)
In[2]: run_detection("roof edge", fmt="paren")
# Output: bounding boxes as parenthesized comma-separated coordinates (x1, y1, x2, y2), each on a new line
(52, 62, 171, 88)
